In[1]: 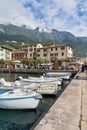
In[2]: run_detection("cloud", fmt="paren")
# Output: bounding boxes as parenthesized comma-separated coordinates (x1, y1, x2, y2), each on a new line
(0, 0, 87, 36)
(0, 0, 44, 28)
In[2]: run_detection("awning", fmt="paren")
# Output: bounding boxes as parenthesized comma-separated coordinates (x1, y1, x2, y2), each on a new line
(13, 60, 21, 63)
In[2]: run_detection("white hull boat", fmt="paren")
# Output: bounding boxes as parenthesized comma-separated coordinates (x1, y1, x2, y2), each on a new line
(0, 78, 22, 87)
(23, 82, 61, 96)
(18, 76, 63, 86)
(37, 83, 60, 95)
(0, 89, 42, 109)
(45, 72, 71, 80)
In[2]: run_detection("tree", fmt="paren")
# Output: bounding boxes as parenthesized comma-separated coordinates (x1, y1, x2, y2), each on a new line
(36, 58, 45, 65)
(0, 59, 5, 68)
(5, 60, 14, 65)
(21, 58, 29, 65)
(21, 58, 34, 68)
(51, 56, 57, 63)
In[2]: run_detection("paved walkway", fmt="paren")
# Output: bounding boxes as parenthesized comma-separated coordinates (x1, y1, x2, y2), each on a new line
(33, 72, 87, 130)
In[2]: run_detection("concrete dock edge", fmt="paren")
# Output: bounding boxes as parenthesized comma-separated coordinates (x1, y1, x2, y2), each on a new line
(33, 72, 87, 130)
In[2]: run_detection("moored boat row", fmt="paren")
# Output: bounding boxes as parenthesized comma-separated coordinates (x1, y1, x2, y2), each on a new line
(0, 72, 72, 109)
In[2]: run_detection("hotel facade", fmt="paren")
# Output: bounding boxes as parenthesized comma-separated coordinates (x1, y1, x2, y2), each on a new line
(22, 43, 73, 69)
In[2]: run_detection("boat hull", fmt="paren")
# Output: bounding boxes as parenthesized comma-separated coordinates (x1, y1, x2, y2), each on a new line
(37, 83, 59, 95)
(0, 91, 41, 109)
(19, 76, 59, 83)
(45, 72, 71, 80)
(38, 87, 58, 95)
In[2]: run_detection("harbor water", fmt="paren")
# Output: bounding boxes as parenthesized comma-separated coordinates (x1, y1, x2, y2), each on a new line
(0, 73, 70, 130)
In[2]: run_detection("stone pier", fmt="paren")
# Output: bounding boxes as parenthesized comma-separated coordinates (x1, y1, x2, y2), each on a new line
(33, 72, 87, 130)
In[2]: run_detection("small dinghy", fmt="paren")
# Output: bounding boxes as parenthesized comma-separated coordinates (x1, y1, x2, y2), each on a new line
(17, 76, 63, 86)
(0, 89, 42, 109)
(45, 72, 72, 80)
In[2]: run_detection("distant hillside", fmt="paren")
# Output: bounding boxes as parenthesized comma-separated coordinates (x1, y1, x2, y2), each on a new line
(0, 24, 87, 57)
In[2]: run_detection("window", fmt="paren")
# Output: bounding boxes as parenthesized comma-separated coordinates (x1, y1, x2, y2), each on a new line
(6, 54, 10, 59)
(43, 54, 47, 57)
(50, 53, 53, 56)
(37, 54, 40, 57)
(30, 48, 33, 51)
(55, 53, 58, 56)
(55, 47, 58, 51)
(24, 49, 28, 53)
(1, 53, 3, 56)
(51, 48, 53, 51)
(43, 49, 47, 52)
(34, 48, 36, 51)
(20, 53, 23, 59)
(15, 53, 18, 60)
(37, 49, 40, 52)
(33, 52, 37, 59)
(0, 48, 3, 51)
(61, 46, 65, 50)
(30, 53, 32, 57)
(25, 53, 27, 58)
(15, 53, 18, 57)
(62, 52, 64, 56)
(6, 50, 10, 54)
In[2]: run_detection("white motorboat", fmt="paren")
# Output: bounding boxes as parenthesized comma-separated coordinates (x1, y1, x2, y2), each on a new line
(17, 76, 63, 86)
(0, 76, 62, 96)
(0, 78, 23, 92)
(0, 78, 22, 87)
(37, 82, 60, 95)
(23, 82, 61, 96)
(0, 78, 61, 96)
(44, 72, 72, 80)
(0, 89, 42, 109)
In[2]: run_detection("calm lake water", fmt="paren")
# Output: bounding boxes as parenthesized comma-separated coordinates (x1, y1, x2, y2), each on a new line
(0, 72, 69, 130)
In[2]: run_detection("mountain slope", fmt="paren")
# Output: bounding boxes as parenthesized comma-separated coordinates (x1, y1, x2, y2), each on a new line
(0, 24, 87, 56)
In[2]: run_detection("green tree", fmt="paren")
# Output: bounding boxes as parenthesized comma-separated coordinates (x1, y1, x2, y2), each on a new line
(0, 59, 5, 68)
(36, 58, 45, 66)
(5, 60, 14, 65)
(21, 58, 34, 68)
(51, 56, 57, 63)
(21, 58, 29, 65)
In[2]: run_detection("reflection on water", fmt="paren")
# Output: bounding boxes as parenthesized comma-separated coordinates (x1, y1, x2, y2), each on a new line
(0, 73, 70, 130)
(0, 99, 56, 130)
(0, 109, 37, 130)
(0, 73, 30, 82)
(0, 96, 57, 130)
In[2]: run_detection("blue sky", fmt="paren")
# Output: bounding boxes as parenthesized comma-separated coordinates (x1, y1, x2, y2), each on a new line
(0, 0, 87, 36)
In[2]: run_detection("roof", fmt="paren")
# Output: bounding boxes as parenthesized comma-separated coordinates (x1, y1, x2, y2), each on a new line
(12, 50, 24, 53)
(38, 44, 73, 49)
(21, 43, 73, 49)
(1, 45, 15, 51)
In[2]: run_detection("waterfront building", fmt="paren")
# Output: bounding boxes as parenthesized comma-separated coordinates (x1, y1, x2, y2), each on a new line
(0, 45, 25, 61)
(22, 43, 73, 69)
(0, 45, 25, 69)
(0, 45, 15, 60)
(11, 50, 25, 61)
(0, 43, 74, 70)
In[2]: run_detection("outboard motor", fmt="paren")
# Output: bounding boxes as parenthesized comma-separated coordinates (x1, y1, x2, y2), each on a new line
(14, 76, 22, 81)
(0, 78, 5, 85)
(14, 80, 21, 87)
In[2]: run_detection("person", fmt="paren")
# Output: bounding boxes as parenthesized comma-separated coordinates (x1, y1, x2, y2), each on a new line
(79, 65, 82, 72)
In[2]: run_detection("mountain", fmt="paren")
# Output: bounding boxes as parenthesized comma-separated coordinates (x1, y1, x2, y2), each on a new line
(0, 24, 87, 57)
